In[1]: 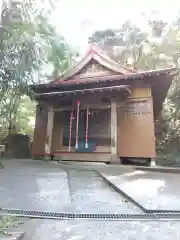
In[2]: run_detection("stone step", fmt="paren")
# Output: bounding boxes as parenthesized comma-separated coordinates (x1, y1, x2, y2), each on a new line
(54, 153, 120, 163)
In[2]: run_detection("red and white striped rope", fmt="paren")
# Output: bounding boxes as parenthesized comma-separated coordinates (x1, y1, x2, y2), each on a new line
(68, 108, 74, 151)
(75, 100, 80, 149)
(85, 108, 89, 148)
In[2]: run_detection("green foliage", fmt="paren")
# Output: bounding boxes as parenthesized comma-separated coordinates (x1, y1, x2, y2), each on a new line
(88, 14, 180, 162)
(15, 96, 36, 137)
(0, 0, 74, 138)
(0, 216, 19, 235)
(88, 19, 175, 70)
(42, 20, 75, 79)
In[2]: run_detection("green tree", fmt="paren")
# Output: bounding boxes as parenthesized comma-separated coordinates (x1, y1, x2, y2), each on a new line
(15, 96, 36, 138)
(88, 19, 175, 70)
(0, 0, 74, 138)
(88, 16, 180, 163)
(41, 20, 75, 79)
(88, 21, 148, 68)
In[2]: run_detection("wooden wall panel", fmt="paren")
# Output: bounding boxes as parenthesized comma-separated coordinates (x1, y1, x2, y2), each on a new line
(51, 112, 63, 152)
(32, 105, 48, 156)
(118, 88, 156, 158)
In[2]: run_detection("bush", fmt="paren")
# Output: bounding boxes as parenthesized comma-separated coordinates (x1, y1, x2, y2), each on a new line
(0, 216, 19, 235)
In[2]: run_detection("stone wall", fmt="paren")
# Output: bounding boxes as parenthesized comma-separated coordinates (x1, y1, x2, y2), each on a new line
(3, 134, 31, 158)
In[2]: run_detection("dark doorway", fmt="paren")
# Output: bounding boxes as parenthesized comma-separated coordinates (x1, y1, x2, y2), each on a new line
(62, 108, 111, 150)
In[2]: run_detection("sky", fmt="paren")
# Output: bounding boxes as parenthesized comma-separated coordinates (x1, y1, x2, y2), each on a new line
(50, 0, 180, 50)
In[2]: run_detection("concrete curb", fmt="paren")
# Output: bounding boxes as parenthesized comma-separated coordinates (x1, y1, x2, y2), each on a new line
(96, 170, 147, 213)
(134, 166, 180, 174)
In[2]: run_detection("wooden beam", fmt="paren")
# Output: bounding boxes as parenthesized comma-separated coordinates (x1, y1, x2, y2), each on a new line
(54, 103, 111, 112)
(36, 85, 131, 97)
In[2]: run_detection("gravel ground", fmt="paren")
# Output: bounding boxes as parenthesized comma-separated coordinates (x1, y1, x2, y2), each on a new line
(67, 169, 141, 213)
(24, 219, 180, 240)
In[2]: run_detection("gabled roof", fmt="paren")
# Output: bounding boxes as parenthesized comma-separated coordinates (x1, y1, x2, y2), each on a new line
(30, 45, 178, 119)
(50, 45, 137, 85)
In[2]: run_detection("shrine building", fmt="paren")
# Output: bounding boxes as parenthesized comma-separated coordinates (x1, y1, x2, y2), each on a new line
(30, 45, 177, 165)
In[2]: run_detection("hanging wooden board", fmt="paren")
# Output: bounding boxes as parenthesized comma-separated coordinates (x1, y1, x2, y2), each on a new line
(123, 100, 151, 120)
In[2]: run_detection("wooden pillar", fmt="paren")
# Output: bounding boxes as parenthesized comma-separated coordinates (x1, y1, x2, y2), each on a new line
(111, 101, 118, 160)
(45, 106, 54, 156)
(32, 104, 48, 158)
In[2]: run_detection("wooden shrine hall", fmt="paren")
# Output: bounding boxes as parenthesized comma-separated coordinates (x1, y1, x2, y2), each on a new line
(30, 45, 178, 165)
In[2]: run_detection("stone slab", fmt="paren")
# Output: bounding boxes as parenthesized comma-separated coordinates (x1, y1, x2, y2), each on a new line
(0, 159, 139, 214)
(0, 171, 72, 213)
(99, 170, 180, 211)
(24, 219, 180, 240)
(67, 169, 141, 213)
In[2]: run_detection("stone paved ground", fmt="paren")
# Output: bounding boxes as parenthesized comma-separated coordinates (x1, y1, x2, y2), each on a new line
(24, 219, 180, 240)
(67, 169, 141, 213)
(0, 162, 72, 212)
(100, 170, 180, 210)
(0, 159, 140, 214)
(2, 160, 180, 239)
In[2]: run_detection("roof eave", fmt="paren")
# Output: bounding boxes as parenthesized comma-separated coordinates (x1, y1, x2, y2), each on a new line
(36, 85, 131, 98)
(30, 66, 178, 92)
